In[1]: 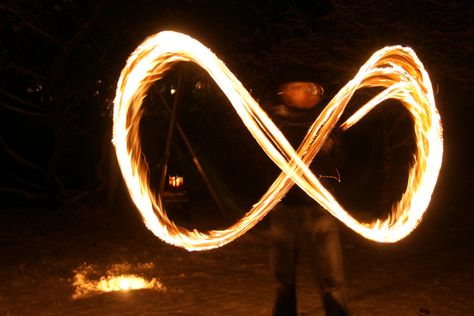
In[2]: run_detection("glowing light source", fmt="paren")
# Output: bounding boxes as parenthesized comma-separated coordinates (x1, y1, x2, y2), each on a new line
(168, 175, 184, 189)
(72, 263, 165, 299)
(113, 31, 443, 251)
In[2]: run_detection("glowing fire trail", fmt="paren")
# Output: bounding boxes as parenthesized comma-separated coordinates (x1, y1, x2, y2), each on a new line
(113, 31, 443, 251)
(72, 263, 165, 299)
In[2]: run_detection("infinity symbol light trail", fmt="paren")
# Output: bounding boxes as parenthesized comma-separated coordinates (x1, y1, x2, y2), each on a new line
(113, 31, 443, 251)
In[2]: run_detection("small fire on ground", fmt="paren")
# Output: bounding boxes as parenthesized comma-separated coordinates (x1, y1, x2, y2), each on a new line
(72, 262, 165, 299)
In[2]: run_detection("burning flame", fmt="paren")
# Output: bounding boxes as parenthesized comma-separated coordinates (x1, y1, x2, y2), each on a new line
(72, 263, 165, 299)
(169, 175, 184, 189)
(113, 31, 443, 250)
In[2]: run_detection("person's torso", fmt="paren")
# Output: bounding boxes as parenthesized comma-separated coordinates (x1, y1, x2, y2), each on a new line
(270, 105, 343, 206)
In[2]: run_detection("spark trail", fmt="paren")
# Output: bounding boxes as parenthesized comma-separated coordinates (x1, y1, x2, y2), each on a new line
(113, 31, 443, 251)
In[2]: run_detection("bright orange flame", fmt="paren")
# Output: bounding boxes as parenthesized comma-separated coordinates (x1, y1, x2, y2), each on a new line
(169, 175, 184, 188)
(96, 275, 159, 291)
(72, 263, 165, 299)
(113, 31, 443, 250)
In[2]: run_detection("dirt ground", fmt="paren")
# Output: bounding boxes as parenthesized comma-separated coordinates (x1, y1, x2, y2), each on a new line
(0, 186, 473, 316)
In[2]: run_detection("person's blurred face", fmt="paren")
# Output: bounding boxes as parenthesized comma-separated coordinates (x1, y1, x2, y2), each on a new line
(278, 81, 324, 110)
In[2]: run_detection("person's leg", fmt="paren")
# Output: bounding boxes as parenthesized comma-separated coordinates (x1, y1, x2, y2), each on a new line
(306, 208, 349, 316)
(270, 204, 299, 316)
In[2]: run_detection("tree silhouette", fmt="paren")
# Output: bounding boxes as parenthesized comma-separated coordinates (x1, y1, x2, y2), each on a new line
(1, 0, 471, 213)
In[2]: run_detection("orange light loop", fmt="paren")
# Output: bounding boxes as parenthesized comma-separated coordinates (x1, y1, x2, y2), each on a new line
(113, 31, 443, 251)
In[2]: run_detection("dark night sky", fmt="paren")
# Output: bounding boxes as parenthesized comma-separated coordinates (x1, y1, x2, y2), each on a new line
(1, 0, 473, 224)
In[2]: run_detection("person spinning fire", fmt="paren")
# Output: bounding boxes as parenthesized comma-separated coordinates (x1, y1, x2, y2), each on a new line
(268, 70, 350, 316)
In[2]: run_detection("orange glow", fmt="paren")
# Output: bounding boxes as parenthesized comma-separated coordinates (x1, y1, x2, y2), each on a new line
(113, 31, 443, 250)
(72, 263, 165, 299)
(169, 175, 184, 189)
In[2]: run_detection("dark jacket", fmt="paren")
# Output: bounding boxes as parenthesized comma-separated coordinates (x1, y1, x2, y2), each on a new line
(269, 104, 345, 206)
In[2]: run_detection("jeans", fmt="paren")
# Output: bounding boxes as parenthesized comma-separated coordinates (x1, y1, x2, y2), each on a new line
(270, 204, 349, 316)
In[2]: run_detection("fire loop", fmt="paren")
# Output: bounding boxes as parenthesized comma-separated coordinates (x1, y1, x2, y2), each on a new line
(113, 31, 443, 251)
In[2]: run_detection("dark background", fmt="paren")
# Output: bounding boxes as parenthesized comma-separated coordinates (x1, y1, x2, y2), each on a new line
(1, 1, 473, 315)
(1, 0, 472, 221)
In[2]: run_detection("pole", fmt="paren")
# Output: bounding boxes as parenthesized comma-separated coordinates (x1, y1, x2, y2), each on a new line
(156, 88, 229, 219)
(158, 74, 183, 207)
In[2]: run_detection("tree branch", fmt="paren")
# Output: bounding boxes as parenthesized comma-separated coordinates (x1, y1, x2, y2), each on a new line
(0, 87, 51, 114)
(0, 57, 46, 81)
(1, 167, 47, 191)
(0, 186, 49, 200)
(0, 3, 64, 49)
(1, 102, 51, 119)
(48, 1, 104, 99)
(0, 135, 49, 177)
(63, 118, 101, 143)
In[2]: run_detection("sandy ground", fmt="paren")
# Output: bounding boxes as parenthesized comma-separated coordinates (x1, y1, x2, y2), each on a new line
(0, 191, 473, 316)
